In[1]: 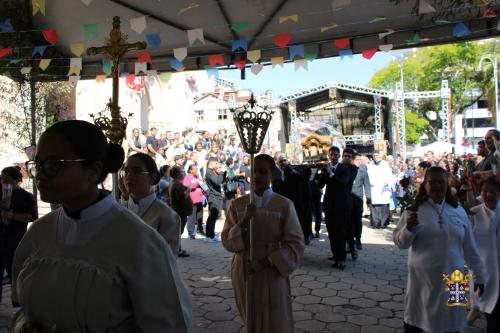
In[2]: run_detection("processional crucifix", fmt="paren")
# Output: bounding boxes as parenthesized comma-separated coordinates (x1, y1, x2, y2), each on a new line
(86, 16, 146, 196)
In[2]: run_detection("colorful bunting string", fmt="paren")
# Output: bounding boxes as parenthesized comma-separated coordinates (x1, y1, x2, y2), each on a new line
(334, 38, 350, 49)
(274, 33, 291, 48)
(288, 45, 305, 60)
(137, 51, 152, 64)
(209, 54, 224, 67)
(42, 29, 59, 45)
(146, 34, 161, 48)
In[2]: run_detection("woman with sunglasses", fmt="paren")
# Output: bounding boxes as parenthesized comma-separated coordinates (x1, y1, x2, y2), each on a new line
(0, 166, 37, 307)
(119, 153, 182, 256)
(13, 120, 191, 332)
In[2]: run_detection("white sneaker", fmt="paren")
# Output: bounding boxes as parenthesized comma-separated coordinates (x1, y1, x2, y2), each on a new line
(206, 237, 220, 243)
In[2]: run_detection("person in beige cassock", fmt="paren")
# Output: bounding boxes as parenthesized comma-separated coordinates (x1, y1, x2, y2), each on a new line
(222, 154, 305, 333)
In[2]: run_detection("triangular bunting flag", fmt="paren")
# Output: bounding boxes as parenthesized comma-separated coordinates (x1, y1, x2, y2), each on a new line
(274, 33, 291, 48)
(32, 45, 47, 57)
(232, 39, 248, 52)
(20, 67, 32, 75)
(70, 57, 82, 69)
(320, 22, 337, 33)
(42, 29, 58, 45)
(68, 75, 80, 86)
(334, 38, 350, 48)
(32, 0, 45, 16)
(68, 67, 81, 76)
(453, 23, 471, 37)
(230, 22, 249, 33)
(96, 75, 106, 83)
(339, 48, 353, 60)
(84, 24, 99, 41)
(130, 16, 146, 34)
(305, 53, 317, 61)
(251, 63, 263, 75)
(294, 59, 308, 71)
(170, 58, 184, 71)
(102, 59, 112, 75)
(174, 48, 187, 61)
(419, 0, 436, 14)
(187, 28, 205, 45)
(288, 44, 305, 60)
(137, 51, 152, 64)
(378, 29, 395, 39)
(70, 43, 84, 56)
(135, 62, 148, 75)
(81, 0, 93, 6)
(234, 60, 246, 70)
(0, 19, 14, 33)
(0, 48, 13, 58)
(209, 54, 224, 67)
(406, 33, 422, 45)
(279, 14, 299, 24)
(362, 48, 377, 59)
(159, 72, 172, 83)
(379, 44, 393, 52)
(10, 59, 21, 64)
(39, 58, 51, 71)
(247, 50, 261, 63)
(146, 33, 161, 48)
(484, 8, 497, 18)
(271, 57, 284, 68)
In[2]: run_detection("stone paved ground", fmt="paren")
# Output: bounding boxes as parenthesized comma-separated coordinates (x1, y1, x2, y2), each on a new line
(0, 214, 488, 333)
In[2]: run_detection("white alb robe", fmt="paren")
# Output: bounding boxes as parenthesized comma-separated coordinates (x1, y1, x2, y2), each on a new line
(393, 200, 485, 333)
(470, 202, 500, 314)
(367, 160, 392, 205)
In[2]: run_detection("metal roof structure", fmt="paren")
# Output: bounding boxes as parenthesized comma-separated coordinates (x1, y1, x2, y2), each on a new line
(0, 0, 499, 81)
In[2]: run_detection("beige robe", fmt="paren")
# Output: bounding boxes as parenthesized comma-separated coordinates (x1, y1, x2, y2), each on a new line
(221, 192, 304, 333)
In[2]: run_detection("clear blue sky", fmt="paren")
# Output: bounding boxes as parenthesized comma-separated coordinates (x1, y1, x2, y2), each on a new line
(221, 52, 394, 98)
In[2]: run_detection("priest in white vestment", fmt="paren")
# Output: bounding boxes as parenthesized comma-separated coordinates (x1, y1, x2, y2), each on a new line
(222, 154, 305, 333)
(394, 167, 485, 333)
(367, 152, 393, 228)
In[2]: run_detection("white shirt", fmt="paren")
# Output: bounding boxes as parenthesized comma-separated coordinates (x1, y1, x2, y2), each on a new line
(253, 188, 274, 209)
(126, 192, 156, 217)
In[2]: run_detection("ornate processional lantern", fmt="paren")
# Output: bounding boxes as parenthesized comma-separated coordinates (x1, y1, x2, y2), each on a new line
(230, 93, 273, 333)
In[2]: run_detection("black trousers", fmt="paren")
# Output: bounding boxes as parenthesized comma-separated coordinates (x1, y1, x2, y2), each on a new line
(404, 322, 457, 333)
(0, 234, 22, 306)
(299, 208, 313, 242)
(486, 290, 500, 333)
(325, 210, 348, 262)
(205, 204, 220, 239)
(311, 195, 322, 232)
(351, 196, 363, 242)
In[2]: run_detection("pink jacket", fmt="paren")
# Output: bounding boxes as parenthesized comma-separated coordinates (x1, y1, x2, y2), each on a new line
(183, 174, 204, 204)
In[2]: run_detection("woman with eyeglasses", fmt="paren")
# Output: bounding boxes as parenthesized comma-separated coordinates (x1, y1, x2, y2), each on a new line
(0, 166, 36, 307)
(12, 120, 191, 333)
(119, 153, 182, 256)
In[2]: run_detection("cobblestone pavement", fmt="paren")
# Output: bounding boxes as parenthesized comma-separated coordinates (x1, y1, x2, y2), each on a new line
(0, 215, 487, 333)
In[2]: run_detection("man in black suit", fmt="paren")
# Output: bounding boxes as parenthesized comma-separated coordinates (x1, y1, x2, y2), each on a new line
(317, 147, 357, 270)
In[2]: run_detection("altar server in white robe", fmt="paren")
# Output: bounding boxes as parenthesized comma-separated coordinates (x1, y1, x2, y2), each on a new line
(119, 153, 181, 255)
(367, 152, 393, 228)
(393, 166, 485, 333)
(12, 120, 191, 333)
(469, 176, 500, 332)
(222, 154, 305, 333)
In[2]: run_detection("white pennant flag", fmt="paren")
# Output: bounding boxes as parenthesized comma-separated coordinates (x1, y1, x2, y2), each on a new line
(135, 62, 148, 75)
(294, 59, 308, 71)
(70, 57, 82, 69)
(187, 29, 204, 45)
(251, 63, 263, 75)
(130, 16, 147, 34)
(81, 0, 93, 5)
(20, 67, 32, 74)
(378, 29, 395, 39)
(378, 44, 393, 52)
(68, 75, 80, 86)
(174, 48, 187, 61)
(419, 0, 436, 14)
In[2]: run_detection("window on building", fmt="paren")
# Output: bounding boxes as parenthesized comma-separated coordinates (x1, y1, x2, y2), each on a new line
(217, 108, 228, 120)
(463, 117, 494, 128)
(195, 110, 204, 122)
(477, 100, 488, 109)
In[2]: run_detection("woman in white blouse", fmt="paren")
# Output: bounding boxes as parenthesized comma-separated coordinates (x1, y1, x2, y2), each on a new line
(12, 120, 191, 333)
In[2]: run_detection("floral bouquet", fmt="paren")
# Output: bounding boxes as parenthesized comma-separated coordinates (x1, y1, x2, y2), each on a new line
(399, 176, 420, 211)
(462, 153, 477, 178)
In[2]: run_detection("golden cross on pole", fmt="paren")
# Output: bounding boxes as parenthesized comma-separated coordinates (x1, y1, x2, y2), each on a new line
(87, 16, 146, 144)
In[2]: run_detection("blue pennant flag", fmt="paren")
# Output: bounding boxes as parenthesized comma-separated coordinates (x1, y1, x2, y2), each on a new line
(231, 38, 248, 52)
(102, 59, 112, 75)
(339, 48, 353, 60)
(288, 44, 305, 60)
(206, 68, 219, 79)
(170, 58, 183, 71)
(453, 22, 471, 37)
(145, 33, 161, 49)
(0, 18, 13, 32)
(32, 45, 47, 57)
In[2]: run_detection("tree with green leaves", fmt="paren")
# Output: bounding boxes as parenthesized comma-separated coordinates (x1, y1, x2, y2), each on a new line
(370, 39, 498, 144)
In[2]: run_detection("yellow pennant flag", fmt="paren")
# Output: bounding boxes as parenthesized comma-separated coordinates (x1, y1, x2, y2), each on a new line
(320, 22, 337, 33)
(96, 75, 106, 83)
(279, 14, 299, 24)
(68, 67, 81, 76)
(32, 0, 46, 16)
(70, 43, 85, 57)
(247, 50, 261, 63)
(271, 57, 284, 68)
(39, 58, 51, 71)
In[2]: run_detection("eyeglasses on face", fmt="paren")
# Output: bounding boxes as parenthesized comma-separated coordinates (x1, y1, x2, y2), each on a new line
(26, 159, 87, 178)
(119, 168, 150, 178)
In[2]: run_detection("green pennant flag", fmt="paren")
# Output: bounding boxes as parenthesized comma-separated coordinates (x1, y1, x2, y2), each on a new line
(230, 22, 249, 33)
(84, 23, 99, 41)
(9, 59, 21, 64)
(305, 53, 317, 61)
(159, 72, 171, 84)
(406, 33, 421, 45)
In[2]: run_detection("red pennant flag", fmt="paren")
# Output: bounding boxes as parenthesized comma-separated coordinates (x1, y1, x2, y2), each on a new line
(334, 38, 350, 49)
(42, 29, 58, 45)
(209, 54, 224, 67)
(0, 47, 13, 58)
(362, 48, 377, 60)
(137, 51, 152, 64)
(234, 60, 246, 70)
(484, 8, 497, 18)
(274, 33, 291, 48)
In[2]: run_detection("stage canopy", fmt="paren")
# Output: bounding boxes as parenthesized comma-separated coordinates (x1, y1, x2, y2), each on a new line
(0, 0, 499, 82)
